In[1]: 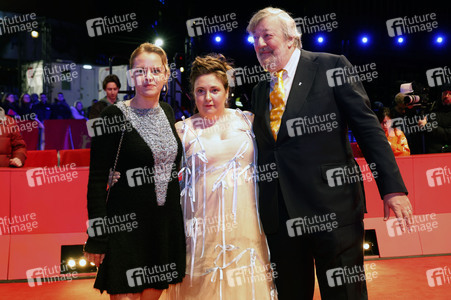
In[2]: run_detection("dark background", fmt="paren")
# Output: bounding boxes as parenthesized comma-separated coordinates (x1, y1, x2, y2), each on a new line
(0, 0, 449, 109)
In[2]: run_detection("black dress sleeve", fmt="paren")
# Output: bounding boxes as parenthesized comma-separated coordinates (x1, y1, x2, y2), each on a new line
(84, 105, 123, 253)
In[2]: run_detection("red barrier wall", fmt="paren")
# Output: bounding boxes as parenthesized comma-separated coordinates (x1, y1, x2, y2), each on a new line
(0, 153, 450, 280)
(357, 154, 451, 257)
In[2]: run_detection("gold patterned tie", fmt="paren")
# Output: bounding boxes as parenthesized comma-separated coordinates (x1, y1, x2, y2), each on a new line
(270, 69, 286, 141)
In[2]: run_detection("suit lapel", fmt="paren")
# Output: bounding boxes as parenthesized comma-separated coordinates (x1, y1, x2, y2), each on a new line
(277, 50, 319, 142)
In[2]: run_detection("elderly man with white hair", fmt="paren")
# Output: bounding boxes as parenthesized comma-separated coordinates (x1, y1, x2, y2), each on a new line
(247, 7, 413, 299)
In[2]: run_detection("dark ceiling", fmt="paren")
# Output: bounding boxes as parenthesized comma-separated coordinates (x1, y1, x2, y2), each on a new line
(0, 0, 449, 104)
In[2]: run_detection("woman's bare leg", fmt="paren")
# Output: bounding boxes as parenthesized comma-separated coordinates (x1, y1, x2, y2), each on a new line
(110, 293, 140, 300)
(110, 289, 163, 300)
(141, 288, 163, 300)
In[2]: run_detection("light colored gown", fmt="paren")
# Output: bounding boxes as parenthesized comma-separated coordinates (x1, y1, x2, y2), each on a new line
(162, 108, 277, 300)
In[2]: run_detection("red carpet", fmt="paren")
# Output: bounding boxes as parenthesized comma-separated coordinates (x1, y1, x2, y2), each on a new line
(0, 256, 449, 299)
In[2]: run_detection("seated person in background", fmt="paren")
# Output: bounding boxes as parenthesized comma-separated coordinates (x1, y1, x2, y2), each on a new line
(50, 92, 73, 119)
(0, 107, 27, 167)
(1, 93, 19, 117)
(88, 74, 121, 119)
(378, 107, 410, 156)
(17, 93, 33, 117)
(85, 99, 98, 117)
(33, 93, 52, 122)
(422, 89, 451, 153)
(70, 100, 88, 120)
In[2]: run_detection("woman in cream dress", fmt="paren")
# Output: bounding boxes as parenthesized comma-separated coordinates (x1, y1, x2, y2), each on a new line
(163, 54, 277, 300)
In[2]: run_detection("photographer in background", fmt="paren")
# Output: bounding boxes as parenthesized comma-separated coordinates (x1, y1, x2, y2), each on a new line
(421, 89, 451, 153)
(390, 82, 432, 154)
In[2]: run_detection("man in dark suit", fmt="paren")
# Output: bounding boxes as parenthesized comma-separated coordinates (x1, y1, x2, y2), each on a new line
(247, 7, 413, 300)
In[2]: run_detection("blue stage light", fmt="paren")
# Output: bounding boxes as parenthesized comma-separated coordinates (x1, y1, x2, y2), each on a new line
(435, 36, 444, 44)
(361, 36, 369, 44)
(397, 37, 404, 44)
(214, 35, 222, 43)
(317, 36, 324, 44)
(247, 35, 254, 44)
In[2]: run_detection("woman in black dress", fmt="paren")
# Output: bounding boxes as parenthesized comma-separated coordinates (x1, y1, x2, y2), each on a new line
(84, 42, 186, 300)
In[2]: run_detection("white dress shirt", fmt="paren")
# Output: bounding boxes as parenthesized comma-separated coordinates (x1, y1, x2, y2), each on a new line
(269, 48, 301, 111)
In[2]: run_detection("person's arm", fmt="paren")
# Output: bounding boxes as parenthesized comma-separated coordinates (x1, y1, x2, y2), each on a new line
(333, 55, 413, 229)
(84, 106, 122, 255)
(333, 55, 407, 196)
(9, 119, 27, 167)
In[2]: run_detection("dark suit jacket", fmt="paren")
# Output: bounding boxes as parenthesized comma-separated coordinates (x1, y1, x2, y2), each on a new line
(251, 50, 408, 234)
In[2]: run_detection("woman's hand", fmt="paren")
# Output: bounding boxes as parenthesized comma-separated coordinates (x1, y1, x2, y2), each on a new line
(108, 169, 121, 187)
(84, 252, 105, 267)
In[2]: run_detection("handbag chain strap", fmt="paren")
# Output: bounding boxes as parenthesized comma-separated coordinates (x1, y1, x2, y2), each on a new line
(106, 105, 130, 202)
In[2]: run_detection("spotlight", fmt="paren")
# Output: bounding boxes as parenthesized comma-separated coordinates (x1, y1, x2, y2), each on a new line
(180, 67, 185, 73)
(79, 258, 87, 267)
(83, 65, 93, 70)
(363, 229, 379, 256)
(397, 37, 404, 44)
(214, 35, 222, 43)
(61, 245, 97, 274)
(317, 36, 324, 44)
(31, 30, 39, 38)
(67, 259, 76, 268)
(155, 38, 164, 47)
(247, 35, 254, 44)
(361, 36, 369, 44)
(435, 35, 444, 44)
